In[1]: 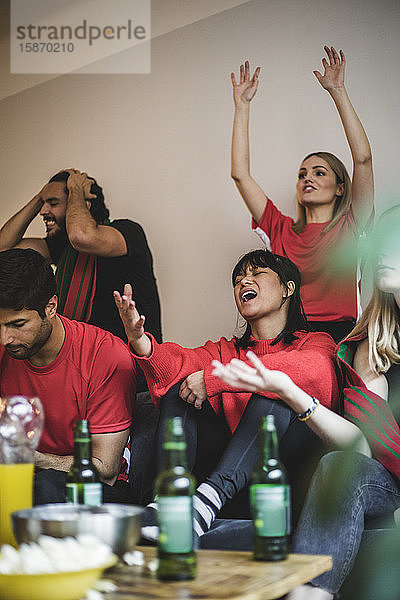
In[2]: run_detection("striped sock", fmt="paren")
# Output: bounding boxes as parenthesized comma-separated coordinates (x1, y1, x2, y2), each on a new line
(141, 502, 159, 542)
(142, 486, 223, 541)
(193, 483, 223, 537)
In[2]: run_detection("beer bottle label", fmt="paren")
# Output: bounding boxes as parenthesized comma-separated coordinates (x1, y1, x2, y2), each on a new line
(158, 496, 193, 553)
(250, 484, 290, 536)
(66, 482, 102, 506)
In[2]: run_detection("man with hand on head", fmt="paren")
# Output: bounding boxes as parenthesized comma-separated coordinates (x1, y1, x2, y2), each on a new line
(0, 248, 136, 504)
(0, 168, 162, 393)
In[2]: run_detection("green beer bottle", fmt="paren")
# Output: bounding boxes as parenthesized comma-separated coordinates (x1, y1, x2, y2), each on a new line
(66, 419, 102, 506)
(250, 414, 290, 561)
(155, 416, 197, 580)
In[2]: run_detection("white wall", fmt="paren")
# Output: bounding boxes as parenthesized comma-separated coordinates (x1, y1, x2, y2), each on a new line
(1, 0, 399, 346)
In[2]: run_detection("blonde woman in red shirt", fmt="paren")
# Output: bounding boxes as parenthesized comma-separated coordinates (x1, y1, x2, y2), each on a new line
(231, 46, 374, 342)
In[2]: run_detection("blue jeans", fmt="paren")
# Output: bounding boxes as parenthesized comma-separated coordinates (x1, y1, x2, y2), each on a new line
(292, 451, 400, 594)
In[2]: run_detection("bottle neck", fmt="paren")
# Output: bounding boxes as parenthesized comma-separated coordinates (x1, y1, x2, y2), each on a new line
(162, 440, 188, 471)
(259, 423, 279, 465)
(73, 437, 92, 464)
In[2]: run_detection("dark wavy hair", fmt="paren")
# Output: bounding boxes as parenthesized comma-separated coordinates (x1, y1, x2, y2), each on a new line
(48, 171, 109, 224)
(0, 249, 58, 318)
(232, 249, 309, 349)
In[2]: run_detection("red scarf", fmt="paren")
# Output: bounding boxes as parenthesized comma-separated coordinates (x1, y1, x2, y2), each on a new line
(55, 243, 97, 322)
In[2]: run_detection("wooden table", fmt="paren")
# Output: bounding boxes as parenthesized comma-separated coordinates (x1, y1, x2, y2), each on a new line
(102, 547, 332, 600)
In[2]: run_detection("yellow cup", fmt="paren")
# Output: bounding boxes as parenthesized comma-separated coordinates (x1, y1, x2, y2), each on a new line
(0, 463, 34, 547)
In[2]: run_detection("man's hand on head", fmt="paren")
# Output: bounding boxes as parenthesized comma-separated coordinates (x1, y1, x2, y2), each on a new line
(66, 170, 96, 201)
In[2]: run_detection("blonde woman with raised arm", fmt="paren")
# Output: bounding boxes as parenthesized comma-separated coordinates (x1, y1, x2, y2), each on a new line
(231, 46, 374, 342)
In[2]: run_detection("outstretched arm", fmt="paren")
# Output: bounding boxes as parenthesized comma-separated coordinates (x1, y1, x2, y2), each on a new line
(212, 351, 371, 454)
(65, 170, 127, 257)
(231, 61, 267, 224)
(0, 189, 51, 258)
(314, 46, 374, 229)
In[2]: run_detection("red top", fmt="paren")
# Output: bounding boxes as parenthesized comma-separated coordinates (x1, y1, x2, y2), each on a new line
(252, 198, 360, 322)
(134, 331, 340, 433)
(0, 315, 136, 455)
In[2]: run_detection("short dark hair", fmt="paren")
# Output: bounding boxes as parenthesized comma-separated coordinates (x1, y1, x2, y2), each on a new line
(48, 171, 110, 224)
(0, 249, 58, 318)
(232, 249, 309, 348)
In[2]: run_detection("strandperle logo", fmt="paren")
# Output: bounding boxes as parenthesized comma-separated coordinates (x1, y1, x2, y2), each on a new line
(15, 19, 146, 47)
(11, 0, 150, 74)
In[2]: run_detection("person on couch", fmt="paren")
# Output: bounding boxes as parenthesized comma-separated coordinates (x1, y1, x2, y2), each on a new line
(114, 248, 340, 538)
(0, 248, 136, 503)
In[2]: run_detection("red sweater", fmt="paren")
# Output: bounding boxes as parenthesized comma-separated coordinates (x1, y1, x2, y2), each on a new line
(134, 331, 340, 433)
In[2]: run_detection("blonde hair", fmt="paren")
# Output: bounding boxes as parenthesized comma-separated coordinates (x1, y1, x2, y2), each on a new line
(346, 289, 400, 375)
(345, 204, 400, 374)
(292, 152, 352, 235)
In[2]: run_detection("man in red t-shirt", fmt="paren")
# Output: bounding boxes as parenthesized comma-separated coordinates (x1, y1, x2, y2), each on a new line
(0, 248, 136, 503)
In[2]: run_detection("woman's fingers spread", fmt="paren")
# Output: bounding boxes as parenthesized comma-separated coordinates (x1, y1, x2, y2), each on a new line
(246, 351, 266, 373)
(252, 66, 261, 81)
(313, 70, 322, 83)
(136, 315, 145, 328)
(324, 45, 333, 63)
(224, 361, 260, 383)
(212, 365, 261, 392)
(211, 367, 237, 385)
(230, 358, 255, 373)
(123, 283, 133, 300)
(331, 46, 339, 63)
(233, 370, 263, 386)
(229, 367, 258, 384)
(211, 359, 223, 369)
(122, 295, 134, 309)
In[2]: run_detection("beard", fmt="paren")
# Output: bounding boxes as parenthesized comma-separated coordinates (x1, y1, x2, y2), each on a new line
(5, 318, 53, 361)
(45, 225, 69, 263)
(44, 214, 66, 236)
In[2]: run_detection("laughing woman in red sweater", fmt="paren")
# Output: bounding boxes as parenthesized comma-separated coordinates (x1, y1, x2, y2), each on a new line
(114, 249, 339, 537)
(231, 46, 374, 342)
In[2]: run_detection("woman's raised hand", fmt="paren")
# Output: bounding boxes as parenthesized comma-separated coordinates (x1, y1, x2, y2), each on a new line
(231, 61, 261, 106)
(313, 45, 345, 93)
(113, 283, 146, 346)
(212, 351, 291, 397)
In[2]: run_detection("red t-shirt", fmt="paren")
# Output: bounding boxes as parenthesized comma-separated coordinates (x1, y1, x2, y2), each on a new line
(252, 198, 360, 322)
(134, 331, 339, 434)
(0, 315, 136, 455)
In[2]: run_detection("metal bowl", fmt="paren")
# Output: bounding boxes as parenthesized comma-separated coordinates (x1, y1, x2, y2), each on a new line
(12, 503, 144, 557)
